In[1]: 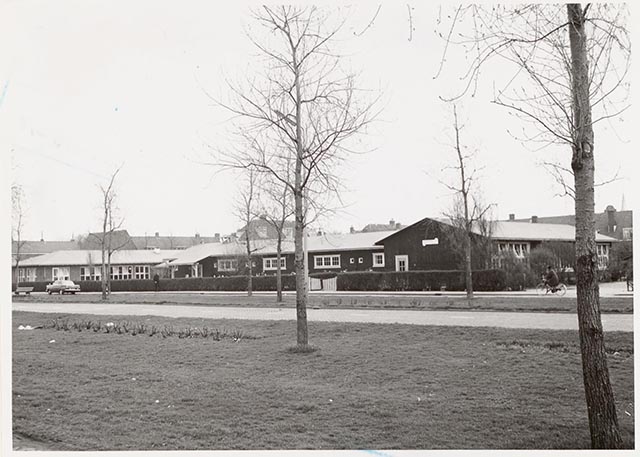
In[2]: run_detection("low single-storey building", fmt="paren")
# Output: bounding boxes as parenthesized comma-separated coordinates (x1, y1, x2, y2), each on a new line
(14, 249, 181, 283)
(374, 217, 617, 271)
(167, 231, 396, 278)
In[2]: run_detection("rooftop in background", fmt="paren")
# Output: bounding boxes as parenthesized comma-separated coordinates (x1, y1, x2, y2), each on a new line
(505, 205, 633, 241)
(359, 219, 405, 233)
(130, 233, 221, 250)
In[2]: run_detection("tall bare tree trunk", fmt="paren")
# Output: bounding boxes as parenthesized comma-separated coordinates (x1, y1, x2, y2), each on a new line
(276, 236, 283, 303)
(246, 243, 253, 297)
(464, 229, 473, 300)
(101, 210, 108, 301)
(568, 4, 621, 449)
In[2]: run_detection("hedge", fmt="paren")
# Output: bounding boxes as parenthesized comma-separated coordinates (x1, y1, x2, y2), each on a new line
(336, 270, 507, 292)
(13, 269, 507, 293)
(13, 275, 298, 293)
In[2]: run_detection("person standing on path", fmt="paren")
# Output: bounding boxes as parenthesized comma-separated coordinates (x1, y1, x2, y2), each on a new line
(153, 273, 160, 292)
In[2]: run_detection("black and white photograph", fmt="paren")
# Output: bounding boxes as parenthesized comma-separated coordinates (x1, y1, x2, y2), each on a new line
(2, 2, 636, 454)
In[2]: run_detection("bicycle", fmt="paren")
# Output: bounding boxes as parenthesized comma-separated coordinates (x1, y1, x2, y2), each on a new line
(536, 280, 567, 297)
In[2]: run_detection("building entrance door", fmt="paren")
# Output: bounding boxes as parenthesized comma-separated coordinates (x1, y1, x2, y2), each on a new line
(395, 255, 409, 272)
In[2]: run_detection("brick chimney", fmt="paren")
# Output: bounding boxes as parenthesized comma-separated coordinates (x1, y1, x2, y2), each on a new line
(155, 232, 160, 237)
(531, 215, 538, 224)
(350, 226, 355, 234)
(214, 233, 220, 243)
(509, 214, 515, 221)
(389, 219, 395, 227)
(606, 205, 617, 233)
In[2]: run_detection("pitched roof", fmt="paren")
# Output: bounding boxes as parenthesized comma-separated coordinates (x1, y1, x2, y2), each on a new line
(169, 231, 395, 265)
(374, 217, 618, 245)
(489, 221, 618, 242)
(511, 208, 632, 239)
(19, 249, 182, 267)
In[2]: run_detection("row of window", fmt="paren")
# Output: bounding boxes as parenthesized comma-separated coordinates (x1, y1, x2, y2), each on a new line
(49, 265, 151, 281)
(497, 242, 530, 258)
(213, 253, 386, 272)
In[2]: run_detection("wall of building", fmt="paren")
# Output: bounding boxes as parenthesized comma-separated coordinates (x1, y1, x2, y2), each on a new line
(380, 219, 464, 271)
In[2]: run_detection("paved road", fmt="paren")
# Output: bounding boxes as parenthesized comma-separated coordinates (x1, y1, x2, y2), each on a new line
(13, 302, 633, 332)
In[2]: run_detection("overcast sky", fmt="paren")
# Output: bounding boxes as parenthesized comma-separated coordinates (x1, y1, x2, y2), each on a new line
(2, 2, 635, 242)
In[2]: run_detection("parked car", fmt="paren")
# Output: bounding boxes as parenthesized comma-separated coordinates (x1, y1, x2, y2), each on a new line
(46, 280, 81, 295)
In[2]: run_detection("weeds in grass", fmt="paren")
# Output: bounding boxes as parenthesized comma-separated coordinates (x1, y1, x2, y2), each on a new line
(496, 340, 634, 357)
(42, 318, 255, 342)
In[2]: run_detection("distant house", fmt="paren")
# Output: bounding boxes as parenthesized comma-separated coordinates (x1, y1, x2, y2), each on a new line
(235, 218, 296, 241)
(510, 205, 633, 241)
(14, 249, 181, 283)
(76, 230, 138, 251)
(360, 219, 404, 233)
(129, 232, 221, 250)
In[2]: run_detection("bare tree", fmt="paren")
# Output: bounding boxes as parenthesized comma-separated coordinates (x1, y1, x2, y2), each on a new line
(212, 6, 380, 348)
(97, 166, 126, 300)
(11, 184, 27, 288)
(440, 105, 492, 300)
(234, 169, 260, 296)
(258, 164, 295, 303)
(437, 4, 630, 448)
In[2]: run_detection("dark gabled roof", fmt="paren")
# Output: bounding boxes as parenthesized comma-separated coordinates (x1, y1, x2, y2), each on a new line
(375, 216, 618, 245)
(374, 217, 442, 245)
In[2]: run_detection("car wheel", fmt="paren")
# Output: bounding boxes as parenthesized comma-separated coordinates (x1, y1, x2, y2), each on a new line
(47, 290, 52, 295)
(60, 290, 64, 295)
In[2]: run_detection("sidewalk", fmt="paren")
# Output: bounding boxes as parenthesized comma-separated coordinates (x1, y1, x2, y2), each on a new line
(59, 279, 633, 298)
(13, 302, 633, 332)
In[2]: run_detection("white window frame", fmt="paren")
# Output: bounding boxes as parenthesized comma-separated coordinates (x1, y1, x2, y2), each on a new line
(314, 255, 341, 269)
(622, 227, 632, 240)
(134, 265, 150, 279)
(52, 267, 70, 281)
(372, 253, 385, 267)
(263, 257, 286, 271)
(395, 255, 409, 272)
(93, 266, 101, 281)
(284, 227, 294, 239)
(80, 267, 90, 281)
(18, 268, 26, 282)
(218, 259, 237, 272)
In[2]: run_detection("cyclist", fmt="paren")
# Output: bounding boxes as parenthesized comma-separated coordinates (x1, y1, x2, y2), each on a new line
(544, 265, 560, 293)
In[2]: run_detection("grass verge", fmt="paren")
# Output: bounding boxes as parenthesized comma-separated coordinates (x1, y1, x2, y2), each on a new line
(13, 292, 633, 313)
(13, 310, 634, 450)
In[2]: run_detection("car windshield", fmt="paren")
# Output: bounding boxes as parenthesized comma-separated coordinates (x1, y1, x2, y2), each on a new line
(60, 280, 75, 286)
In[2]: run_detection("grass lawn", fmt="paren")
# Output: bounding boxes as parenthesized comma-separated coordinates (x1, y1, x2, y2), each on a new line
(12, 310, 634, 450)
(13, 292, 633, 313)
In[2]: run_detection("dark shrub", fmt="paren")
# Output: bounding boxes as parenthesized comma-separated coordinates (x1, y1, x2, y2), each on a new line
(336, 270, 506, 292)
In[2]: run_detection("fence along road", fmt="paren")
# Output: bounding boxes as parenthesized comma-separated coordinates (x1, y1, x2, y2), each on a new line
(12, 302, 633, 332)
